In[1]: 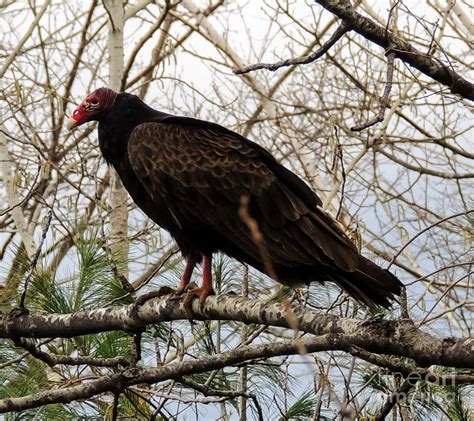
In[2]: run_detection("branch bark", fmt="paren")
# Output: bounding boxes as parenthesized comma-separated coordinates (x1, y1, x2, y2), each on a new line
(313, 0, 474, 100)
(1, 294, 472, 368)
(0, 127, 37, 258)
(0, 337, 339, 413)
(103, 0, 129, 276)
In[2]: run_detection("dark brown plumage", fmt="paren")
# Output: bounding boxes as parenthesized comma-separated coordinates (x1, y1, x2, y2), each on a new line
(67, 88, 403, 308)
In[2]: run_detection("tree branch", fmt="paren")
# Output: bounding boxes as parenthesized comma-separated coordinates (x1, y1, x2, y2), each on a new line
(0, 337, 335, 413)
(351, 51, 395, 131)
(1, 294, 472, 368)
(233, 22, 350, 74)
(12, 337, 129, 368)
(313, 0, 474, 100)
(0, 332, 471, 414)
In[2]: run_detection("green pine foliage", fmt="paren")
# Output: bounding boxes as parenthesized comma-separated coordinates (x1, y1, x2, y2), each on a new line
(0, 230, 471, 419)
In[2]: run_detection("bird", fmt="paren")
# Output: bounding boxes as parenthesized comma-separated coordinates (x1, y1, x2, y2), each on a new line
(67, 87, 403, 308)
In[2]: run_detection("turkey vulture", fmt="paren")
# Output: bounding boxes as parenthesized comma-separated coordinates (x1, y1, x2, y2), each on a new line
(67, 88, 402, 308)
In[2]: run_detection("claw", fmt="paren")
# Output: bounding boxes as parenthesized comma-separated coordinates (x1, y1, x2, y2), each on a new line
(181, 282, 215, 318)
(172, 254, 215, 318)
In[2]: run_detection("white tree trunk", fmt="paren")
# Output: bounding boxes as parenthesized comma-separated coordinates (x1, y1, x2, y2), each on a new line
(0, 126, 37, 258)
(103, 0, 129, 275)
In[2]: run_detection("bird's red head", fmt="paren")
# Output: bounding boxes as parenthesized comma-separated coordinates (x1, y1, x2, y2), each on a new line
(67, 87, 117, 130)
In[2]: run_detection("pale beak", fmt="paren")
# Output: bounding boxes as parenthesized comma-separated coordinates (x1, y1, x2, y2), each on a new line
(66, 116, 79, 131)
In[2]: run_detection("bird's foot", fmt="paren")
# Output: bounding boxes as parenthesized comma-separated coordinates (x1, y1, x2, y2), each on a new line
(180, 282, 215, 319)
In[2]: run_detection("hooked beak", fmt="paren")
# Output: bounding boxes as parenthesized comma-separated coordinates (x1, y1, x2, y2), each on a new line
(66, 116, 80, 131)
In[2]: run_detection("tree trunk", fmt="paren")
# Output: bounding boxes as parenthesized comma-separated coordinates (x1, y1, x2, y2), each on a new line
(103, 0, 129, 275)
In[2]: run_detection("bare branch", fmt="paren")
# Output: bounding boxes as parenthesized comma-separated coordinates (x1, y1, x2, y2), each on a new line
(374, 379, 415, 420)
(0, 161, 41, 217)
(313, 0, 474, 100)
(0, 337, 340, 413)
(388, 209, 474, 270)
(233, 22, 350, 74)
(351, 51, 395, 131)
(12, 337, 129, 368)
(17, 209, 53, 309)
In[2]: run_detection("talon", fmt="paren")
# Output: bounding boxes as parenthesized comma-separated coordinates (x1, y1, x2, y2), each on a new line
(173, 254, 215, 319)
(176, 281, 198, 295)
(182, 284, 215, 319)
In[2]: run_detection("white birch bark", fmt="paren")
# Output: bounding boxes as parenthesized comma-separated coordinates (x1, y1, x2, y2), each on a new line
(0, 127, 37, 258)
(0, 1, 50, 259)
(103, 0, 129, 274)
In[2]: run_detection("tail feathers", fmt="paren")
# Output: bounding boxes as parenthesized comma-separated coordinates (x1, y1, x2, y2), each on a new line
(331, 255, 403, 309)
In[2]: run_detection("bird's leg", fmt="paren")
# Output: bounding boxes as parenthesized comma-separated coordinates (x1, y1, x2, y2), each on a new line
(199, 254, 215, 304)
(182, 255, 215, 314)
(133, 256, 198, 308)
(176, 255, 199, 294)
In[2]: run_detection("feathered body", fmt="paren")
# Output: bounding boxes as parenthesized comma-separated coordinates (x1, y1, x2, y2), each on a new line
(68, 89, 402, 308)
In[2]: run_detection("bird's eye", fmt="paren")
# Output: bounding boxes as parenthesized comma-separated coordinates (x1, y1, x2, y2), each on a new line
(90, 98, 99, 105)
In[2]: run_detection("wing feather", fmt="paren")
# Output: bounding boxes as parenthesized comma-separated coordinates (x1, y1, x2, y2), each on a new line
(127, 119, 358, 273)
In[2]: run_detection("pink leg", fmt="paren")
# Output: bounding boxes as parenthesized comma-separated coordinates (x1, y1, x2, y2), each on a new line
(183, 255, 215, 309)
(201, 255, 213, 298)
(177, 256, 198, 292)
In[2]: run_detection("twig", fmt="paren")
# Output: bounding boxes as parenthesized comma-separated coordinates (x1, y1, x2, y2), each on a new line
(418, 271, 472, 327)
(332, 126, 346, 220)
(312, 0, 474, 100)
(0, 161, 42, 217)
(150, 380, 175, 420)
(111, 392, 119, 421)
(132, 248, 180, 291)
(178, 378, 264, 421)
(399, 286, 410, 320)
(133, 385, 251, 406)
(131, 331, 143, 364)
(0, 0, 51, 78)
(12, 337, 129, 367)
(388, 209, 474, 270)
(18, 209, 53, 309)
(233, 22, 350, 74)
(374, 379, 414, 420)
(239, 263, 249, 421)
(95, 167, 134, 294)
(351, 50, 396, 131)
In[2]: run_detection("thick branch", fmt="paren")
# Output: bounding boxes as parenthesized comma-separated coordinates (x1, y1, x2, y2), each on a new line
(1, 333, 471, 414)
(314, 0, 474, 100)
(1, 294, 472, 368)
(0, 337, 336, 413)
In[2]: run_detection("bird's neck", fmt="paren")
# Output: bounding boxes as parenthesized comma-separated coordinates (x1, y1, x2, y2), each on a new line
(97, 93, 159, 164)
